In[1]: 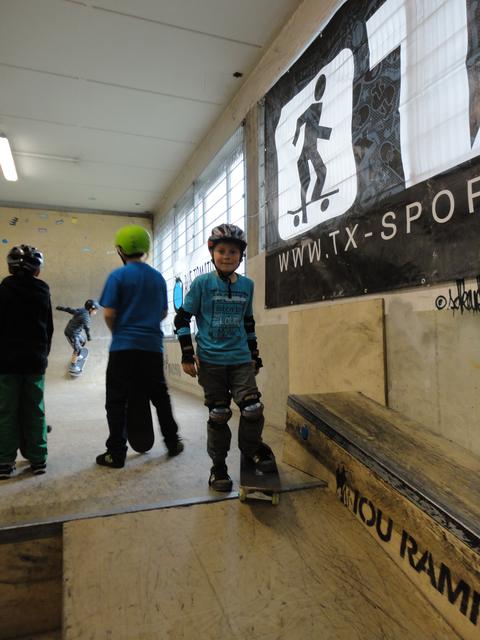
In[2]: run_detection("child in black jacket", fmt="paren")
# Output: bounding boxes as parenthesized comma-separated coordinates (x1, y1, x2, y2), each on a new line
(0, 245, 53, 478)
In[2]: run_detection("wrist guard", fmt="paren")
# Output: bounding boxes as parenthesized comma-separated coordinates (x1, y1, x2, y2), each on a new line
(178, 334, 195, 364)
(248, 338, 263, 372)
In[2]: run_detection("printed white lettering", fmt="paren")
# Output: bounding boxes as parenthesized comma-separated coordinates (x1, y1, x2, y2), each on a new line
(467, 176, 480, 213)
(432, 190, 455, 224)
(381, 211, 397, 240)
(406, 202, 422, 234)
(344, 224, 359, 251)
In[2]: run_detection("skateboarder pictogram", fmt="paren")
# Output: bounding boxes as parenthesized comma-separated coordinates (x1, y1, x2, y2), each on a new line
(289, 74, 338, 226)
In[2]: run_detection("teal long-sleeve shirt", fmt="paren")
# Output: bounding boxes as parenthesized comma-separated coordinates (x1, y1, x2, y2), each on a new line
(178, 271, 256, 365)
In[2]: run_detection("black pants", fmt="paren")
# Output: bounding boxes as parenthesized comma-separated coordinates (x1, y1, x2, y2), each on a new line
(105, 350, 179, 458)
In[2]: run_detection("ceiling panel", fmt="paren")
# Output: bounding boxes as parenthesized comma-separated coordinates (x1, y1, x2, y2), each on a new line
(89, 0, 299, 45)
(0, 0, 258, 103)
(0, 0, 302, 213)
(0, 116, 194, 170)
(0, 67, 217, 141)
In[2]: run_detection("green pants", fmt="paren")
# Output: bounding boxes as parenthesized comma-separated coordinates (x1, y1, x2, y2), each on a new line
(0, 374, 48, 465)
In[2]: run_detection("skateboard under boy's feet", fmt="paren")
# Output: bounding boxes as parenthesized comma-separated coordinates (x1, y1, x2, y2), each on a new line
(126, 392, 154, 453)
(69, 347, 88, 377)
(239, 453, 281, 505)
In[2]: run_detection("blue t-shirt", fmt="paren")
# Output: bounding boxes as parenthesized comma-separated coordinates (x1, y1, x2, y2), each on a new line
(99, 262, 167, 352)
(180, 271, 255, 365)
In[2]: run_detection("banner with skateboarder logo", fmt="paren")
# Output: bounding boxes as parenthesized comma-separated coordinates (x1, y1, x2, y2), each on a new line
(264, 0, 480, 307)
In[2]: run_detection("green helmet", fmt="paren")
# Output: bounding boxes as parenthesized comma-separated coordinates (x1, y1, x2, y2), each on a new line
(115, 225, 151, 256)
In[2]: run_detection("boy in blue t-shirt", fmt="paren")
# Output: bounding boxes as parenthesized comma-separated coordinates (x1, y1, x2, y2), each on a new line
(174, 223, 275, 492)
(97, 225, 183, 468)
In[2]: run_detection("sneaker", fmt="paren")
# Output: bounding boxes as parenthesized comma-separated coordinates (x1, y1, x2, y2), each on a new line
(166, 438, 184, 458)
(248, 443, 277, 473)
(70, 365, 81, 374)
(30, 461, 47, 475)
(96, 452, 125, 469)
(0, 463, 15, 480)
(209, 464, 233, 492)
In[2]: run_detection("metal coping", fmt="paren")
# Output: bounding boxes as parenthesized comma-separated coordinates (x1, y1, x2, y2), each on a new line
(0, 481, 325, 545)
(287, 394, 480, 553)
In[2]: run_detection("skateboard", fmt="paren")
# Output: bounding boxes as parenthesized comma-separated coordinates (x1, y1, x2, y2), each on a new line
(126, 392, 154, 453)
(69, 347, 88, 377)
(287, 188, 340, 226)
(239, 453, 282, 505)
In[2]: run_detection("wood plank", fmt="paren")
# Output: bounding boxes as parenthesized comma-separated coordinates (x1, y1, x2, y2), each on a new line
(15, 633, 61, 640)
(0, 535, 62, 639)
(288, 392, 480, 545)
(284, 407, 480, 640)
(288, 299, 386, 405)
(63, 492, 458, 640)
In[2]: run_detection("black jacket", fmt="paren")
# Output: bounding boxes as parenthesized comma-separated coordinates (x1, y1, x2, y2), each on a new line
(0, 274, 54, 374)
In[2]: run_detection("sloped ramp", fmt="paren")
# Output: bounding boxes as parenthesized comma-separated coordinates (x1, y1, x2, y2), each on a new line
(63, 489, 458, 640)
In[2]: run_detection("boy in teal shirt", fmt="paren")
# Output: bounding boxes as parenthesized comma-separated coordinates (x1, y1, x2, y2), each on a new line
(174, 223, 275, 491)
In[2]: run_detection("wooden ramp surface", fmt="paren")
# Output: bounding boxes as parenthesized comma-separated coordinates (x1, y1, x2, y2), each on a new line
(288, 392, 480, 545)
(63, 490, 458, 640)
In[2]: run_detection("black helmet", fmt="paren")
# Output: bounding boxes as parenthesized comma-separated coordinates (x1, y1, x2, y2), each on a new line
(207, 223, 247, 254)
(85, 299, 99, 311)
(7, 245, 44, 274)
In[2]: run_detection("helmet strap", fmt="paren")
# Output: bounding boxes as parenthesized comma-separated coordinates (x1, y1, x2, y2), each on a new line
(116, 247, 127, 265)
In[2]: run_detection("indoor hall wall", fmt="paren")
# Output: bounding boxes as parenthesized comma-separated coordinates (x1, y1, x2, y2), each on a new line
(158, 0, 344, 424)
(0, 207, 152, 382)
(246, 253, 480, 457)
(164, 253, 480, 456)
(155, 0, 480, 457)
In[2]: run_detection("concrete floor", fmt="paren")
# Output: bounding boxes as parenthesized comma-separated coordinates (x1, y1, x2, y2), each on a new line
(0, 376, 303, 529)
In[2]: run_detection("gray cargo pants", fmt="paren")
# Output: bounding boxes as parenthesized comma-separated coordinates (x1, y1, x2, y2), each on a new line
(198, 361, 264, 465)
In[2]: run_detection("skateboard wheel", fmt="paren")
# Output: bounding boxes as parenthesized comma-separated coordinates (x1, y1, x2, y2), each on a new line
(272, 493, 280, 506)
(239, 488, 247, 502)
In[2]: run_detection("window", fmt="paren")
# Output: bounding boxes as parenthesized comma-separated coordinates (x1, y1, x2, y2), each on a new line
(153, 126, 245, 336)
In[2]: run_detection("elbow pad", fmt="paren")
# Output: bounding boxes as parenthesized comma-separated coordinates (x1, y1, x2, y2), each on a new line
(174, 307, 195, 363)
(174, 307, 192, 333)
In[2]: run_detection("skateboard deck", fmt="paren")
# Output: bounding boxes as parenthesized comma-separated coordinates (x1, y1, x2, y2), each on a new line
(127, 392, 154, 453)
(287, 188, 340, 226)
(239, 453, 282, 505)
(69, 347, 88, 377)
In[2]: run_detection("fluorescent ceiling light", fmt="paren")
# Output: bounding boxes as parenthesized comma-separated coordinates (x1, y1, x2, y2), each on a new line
(0, 135, 18, 181)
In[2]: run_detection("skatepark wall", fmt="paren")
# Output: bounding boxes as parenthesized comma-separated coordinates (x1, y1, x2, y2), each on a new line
(0, 206, 153, 382)
(157, 0, 480, 459)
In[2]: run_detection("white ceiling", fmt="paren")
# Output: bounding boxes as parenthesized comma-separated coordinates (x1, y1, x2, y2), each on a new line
(0, 0, 300, 214)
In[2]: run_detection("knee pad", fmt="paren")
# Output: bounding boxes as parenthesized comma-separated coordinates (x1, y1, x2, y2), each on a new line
(240, 394, 264, 421)
(208, 406, 232, 425)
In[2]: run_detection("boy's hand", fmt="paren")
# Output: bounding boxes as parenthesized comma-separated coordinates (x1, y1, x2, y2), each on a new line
(252, 356, 263, 375)
(182, 356, 199, 378)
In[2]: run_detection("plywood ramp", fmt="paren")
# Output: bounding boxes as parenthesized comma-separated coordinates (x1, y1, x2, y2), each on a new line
(284, 392, 480, 640)
(288, 298, 386, 405)
(63, 490, 458, 640)
(0, 535, 62, 639)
